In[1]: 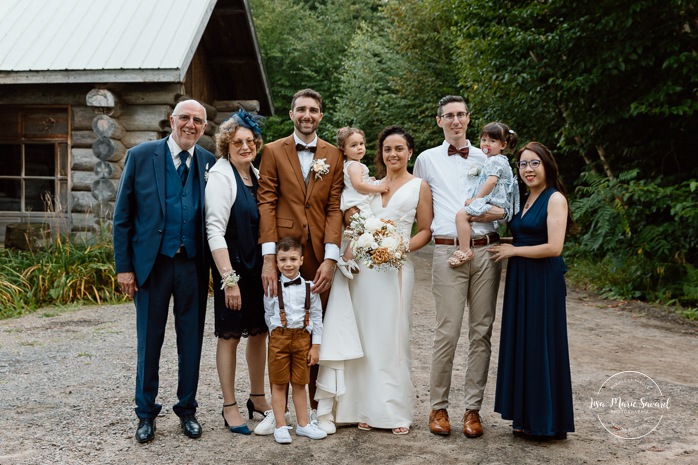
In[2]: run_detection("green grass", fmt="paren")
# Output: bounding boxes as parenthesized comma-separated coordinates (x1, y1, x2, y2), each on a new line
(0, 232, 127, 320)
(18, 341, 42, 347)
(675, 307, 698, 321)
(567, 255, 697, 321)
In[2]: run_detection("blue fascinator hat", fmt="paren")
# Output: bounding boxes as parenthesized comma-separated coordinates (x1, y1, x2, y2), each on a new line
(227, 109, 264, 137)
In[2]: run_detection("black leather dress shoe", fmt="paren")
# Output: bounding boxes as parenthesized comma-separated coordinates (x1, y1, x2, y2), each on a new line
(180, 414, 202, 439)
(135, 418, 155, 443)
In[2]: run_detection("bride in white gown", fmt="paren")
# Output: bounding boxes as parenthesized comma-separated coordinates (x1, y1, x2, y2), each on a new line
(315, 126, 433, 434)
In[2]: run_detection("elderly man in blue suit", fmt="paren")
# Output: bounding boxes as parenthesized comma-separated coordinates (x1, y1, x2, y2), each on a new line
(113, 99, 216, 443)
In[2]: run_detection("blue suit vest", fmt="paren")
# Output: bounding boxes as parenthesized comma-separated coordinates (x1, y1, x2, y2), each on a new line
(159, 154, 200, 258)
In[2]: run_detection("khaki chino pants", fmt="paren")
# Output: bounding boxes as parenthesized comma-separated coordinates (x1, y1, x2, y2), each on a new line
(429, 243, 501, 411)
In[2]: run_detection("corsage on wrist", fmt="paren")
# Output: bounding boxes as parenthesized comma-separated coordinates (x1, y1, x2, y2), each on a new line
(221, 270, 240, 290)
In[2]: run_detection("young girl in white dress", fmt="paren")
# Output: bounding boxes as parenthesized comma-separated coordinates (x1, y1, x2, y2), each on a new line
(449, 122, 520, 267)
(336, 127, 389, 278)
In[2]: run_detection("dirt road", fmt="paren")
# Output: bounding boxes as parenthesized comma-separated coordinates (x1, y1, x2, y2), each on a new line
(1, 245, 696, 464)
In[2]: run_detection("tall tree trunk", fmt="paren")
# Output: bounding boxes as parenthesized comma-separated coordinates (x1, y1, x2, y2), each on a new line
(574, 136, 594, 168)
(595, 144, 615, 181)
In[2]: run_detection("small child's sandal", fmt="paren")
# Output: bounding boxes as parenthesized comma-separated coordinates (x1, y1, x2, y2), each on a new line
(448, 249, 474, 268)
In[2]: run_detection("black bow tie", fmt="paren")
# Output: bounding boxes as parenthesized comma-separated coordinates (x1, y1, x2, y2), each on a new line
(448, 144, 469, 159)
(296, 143, 317, 153)
(283, 277, 302, 287)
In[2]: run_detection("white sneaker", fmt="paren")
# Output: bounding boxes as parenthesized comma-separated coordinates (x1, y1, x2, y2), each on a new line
(274, 426, 293, 444)
(254, 410, 293, 435)
(310, 409, 336, 434)
(296, 422, 327, 440)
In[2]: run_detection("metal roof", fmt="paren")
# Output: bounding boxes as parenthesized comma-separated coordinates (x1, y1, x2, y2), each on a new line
(0, 0, 217, 83)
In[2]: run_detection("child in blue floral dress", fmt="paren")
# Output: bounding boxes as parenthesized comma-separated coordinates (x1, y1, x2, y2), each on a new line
(449, 122, 520, 267)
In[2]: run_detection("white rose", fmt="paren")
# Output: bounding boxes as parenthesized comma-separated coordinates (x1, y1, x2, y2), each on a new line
(468, 167, 481, 177)
(380, 236, 399, 252)
(364, 217, 384, 233)
(356, 232, 377, 249)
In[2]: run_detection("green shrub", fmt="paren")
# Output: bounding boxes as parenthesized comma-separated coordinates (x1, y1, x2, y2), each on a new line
(569, 170, 698, 308)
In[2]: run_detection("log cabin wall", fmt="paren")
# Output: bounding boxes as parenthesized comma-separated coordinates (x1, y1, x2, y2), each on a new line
(185, 50, 215, 108)
(0, 83, 183, 241)
(0, 84, 87, 242)
(0, 83, 259, 243)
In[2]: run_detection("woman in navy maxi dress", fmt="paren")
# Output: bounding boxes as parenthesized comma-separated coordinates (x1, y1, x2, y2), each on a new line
(488, 142, 576, 439)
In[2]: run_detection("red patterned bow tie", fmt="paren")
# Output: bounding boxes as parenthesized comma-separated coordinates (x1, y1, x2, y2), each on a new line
(448, 145, 469, 159)
(296, 143, 317, 153)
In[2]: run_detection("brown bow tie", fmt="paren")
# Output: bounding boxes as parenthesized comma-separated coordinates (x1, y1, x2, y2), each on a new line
(283, 277, 302, 287)
(296, 143, 317, 153)
(448, 145, 469, 159)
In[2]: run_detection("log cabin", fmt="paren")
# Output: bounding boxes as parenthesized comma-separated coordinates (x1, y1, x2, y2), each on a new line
(0, 0, 273, 245)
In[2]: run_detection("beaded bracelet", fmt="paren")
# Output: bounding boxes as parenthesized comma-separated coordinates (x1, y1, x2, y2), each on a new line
(220, 270, 240, 290)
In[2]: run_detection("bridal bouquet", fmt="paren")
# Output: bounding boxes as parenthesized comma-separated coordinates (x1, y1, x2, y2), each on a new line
(347, 213, 409, 271)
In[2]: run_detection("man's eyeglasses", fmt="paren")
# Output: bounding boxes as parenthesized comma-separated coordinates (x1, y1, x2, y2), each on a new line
(516, 160, 542, 169)
(173, 114, 205, 126)
(439, 112, 469, 121)
(231, 139, 257, 149)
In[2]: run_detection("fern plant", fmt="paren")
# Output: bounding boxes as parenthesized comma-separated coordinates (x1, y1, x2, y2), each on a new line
(569, 170, 698, 307)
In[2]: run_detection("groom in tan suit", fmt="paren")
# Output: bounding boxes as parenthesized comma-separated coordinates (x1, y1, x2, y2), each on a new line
(258, 89, 343, 427)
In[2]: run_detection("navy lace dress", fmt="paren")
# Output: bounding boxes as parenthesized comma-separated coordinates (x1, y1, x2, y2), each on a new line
(212, 166, 266, 339)
(494, 187, 575, 436)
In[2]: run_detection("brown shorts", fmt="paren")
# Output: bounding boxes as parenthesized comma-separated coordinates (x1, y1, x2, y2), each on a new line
(268, 327, 311, 385)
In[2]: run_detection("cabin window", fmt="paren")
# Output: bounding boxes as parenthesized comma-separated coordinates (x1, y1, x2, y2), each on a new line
(0, 106, 70, 214)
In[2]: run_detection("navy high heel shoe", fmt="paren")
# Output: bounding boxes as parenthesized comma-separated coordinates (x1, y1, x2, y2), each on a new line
(246, 393, 267, 420)
(222, 402, 251, 435)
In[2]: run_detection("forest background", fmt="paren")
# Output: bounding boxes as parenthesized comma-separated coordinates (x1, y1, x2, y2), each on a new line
(250, 0, 698, 314)
(0, 0, 696, 318)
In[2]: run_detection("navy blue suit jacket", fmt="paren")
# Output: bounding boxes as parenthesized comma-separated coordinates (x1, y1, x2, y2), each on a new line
(113, 137, 216, 288)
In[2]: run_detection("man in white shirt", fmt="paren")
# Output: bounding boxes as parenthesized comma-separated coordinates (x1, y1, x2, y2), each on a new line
(413, 95, 505, 438)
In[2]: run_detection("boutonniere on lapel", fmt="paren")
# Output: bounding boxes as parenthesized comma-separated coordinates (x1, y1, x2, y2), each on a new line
(204, 163, 210, 182)
(467, 166, 481, 178)
(311, 158, 330, 180)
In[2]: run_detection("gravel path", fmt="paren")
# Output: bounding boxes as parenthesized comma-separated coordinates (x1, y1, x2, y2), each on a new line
(1, 245, 697, 464)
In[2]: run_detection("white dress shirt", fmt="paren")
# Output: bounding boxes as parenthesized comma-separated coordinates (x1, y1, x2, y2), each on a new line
(167, 137, 193, 168)
(264, 274, 323, 344)
(413, 140, 496, 237)
(293, 133, 317, 180)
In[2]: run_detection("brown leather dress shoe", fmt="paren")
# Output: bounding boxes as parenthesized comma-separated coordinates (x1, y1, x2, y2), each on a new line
(429, 409, 451, 435)
(463, 410, 483, 438)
